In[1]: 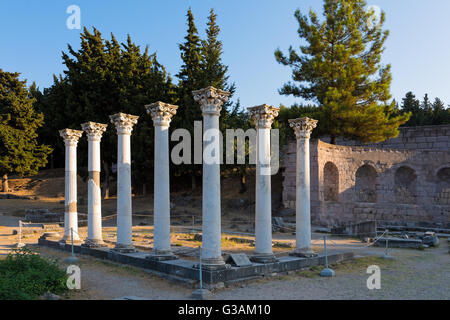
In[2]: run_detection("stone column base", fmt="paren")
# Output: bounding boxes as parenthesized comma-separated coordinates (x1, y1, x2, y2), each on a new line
(59, 238, 82, 245)
(290, 248, 318, 258)
(82, 239, 107, 248)
(111, 243, 136, 253)
(196, 257, 228, 270)
(250, 253, 278, 264)
(146, 250, 178, 261)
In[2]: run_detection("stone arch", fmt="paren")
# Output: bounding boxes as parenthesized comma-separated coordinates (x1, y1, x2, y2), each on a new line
(355, 164, 378, 203)
(394, 166, 417, 204)
(435, 167, 450, 205)
(323, 162, 339, 202)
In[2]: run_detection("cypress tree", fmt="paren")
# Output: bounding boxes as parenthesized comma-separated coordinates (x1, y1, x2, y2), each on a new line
(175, 8, 205, 190)
(35, 27, 174, 196)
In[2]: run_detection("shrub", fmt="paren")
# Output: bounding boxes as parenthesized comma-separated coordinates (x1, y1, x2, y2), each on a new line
(0, 248, 68, 300)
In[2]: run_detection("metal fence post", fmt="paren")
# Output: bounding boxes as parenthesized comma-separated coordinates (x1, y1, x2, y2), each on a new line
(320, 235, 335, 277)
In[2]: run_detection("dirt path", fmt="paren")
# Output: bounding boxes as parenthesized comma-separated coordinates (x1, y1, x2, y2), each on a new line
(32, 240, 449, 300)
(2, 213, 449, 300)
(216, 245, 450, 300)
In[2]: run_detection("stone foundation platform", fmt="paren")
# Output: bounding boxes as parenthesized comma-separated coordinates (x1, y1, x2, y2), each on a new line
(38, 238, 354, 285)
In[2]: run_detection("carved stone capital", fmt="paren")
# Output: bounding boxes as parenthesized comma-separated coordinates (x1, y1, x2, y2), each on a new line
(109, 113, 139, 135)
(59, 129, 83, 146)
(248, 104, 280, 129)
(145, 101, 178, 127)
(288, 117, 318, 139)
(192, 86, 230, 116)
(81, 122, 108, 141)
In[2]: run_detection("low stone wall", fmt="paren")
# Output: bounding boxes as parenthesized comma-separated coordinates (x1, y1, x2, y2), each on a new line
(282, 136, 450, 227)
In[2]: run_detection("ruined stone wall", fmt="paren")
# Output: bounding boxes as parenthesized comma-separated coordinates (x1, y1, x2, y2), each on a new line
(324, 124, 450, 151)
(282, 138, 450, 227)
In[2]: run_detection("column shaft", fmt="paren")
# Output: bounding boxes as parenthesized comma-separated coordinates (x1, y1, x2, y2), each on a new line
(288, 117, 318, 258)
(87, 139, 103, 244)
(154, 125, 171, 253)
(202, 113, 224, 266)
(116, 133, 133, 248)
(64, 144, 80, 241)
(295, 137, 312, 252)
(254, 127, 274, 257)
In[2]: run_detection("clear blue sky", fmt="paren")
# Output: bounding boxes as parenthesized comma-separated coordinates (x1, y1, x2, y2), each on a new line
(1, 0, 450, 109)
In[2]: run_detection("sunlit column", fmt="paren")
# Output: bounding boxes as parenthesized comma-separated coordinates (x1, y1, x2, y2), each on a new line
(289, 117, 318, 257)
(110, 113, 139, 253)
(248, 104, 280, 263)
(59, 129, 83, 243)
(193, 86, 230, 269)
(145, 101, 179, 260)
(81, 122, 108, 247)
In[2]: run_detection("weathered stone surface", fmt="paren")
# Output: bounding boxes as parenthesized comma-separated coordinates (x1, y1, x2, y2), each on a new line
(282, 125, 450, 226)
(422, 235, 440, 247)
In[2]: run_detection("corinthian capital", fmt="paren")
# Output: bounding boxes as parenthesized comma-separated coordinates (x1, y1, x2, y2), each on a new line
(192, 86, 230, 116)
(248, 104, 280, 129)
(81, 122, 108, 141)
(109, 113, 139, 135)
(145, 101, 178, 127)
(289, 117, 318, 139)
(59, 129, 83, 146)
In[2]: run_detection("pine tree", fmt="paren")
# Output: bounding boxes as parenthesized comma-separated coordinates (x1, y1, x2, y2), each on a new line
(0, 70, 52, 192)
(401, 92, 421, 126)
(275, 0, 410, 144)
(431, 98, 450, 125)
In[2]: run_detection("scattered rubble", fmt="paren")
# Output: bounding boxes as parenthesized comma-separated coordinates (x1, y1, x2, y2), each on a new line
(24, 208, 63, 223)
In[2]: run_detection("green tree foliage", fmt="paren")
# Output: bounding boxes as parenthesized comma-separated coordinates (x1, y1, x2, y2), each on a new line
(431, 98, 450, 125)
(34, 28, 175, 196)
(0, 70, 52, 192)
(400, 91, 450, 126)
(275, 104, 322, 144)
(275, 0, 410, 144)
(174, 8, 236, 190)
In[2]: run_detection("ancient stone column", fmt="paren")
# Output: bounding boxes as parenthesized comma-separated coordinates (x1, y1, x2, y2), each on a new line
(109, 113, 139, 253)
(289, 117, 318, 257)
(248, 104, 280, 263)
(145, 102, 178, 261)
(81, 122, 108, 247)
(193, 86, 230, 269)
(59, 129, 83, 242)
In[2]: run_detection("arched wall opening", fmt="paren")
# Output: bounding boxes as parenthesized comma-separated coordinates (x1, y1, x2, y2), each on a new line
(355, 164, 378, 203)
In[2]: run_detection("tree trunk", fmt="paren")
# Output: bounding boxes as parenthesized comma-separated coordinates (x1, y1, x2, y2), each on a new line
(102, 161, 110, 199)
(330, 135, 337, 145)
(2, 174, 8, 193)
(191, 164, 197, 191)
(142, 183, 147, 196)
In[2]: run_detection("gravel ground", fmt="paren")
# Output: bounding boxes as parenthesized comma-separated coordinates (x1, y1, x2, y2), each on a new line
(216, 245, 450, 300)
(1, 214, 449, 300)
